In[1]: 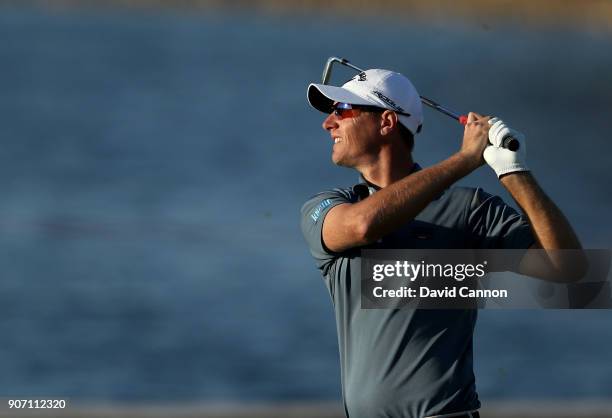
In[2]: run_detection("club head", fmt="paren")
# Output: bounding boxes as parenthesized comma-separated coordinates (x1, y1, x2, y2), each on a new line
(321, 57, 342, 84)
(321, 57, 364, 85)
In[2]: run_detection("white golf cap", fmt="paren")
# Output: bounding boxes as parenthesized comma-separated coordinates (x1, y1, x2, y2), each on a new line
(307, 69, 423, 135)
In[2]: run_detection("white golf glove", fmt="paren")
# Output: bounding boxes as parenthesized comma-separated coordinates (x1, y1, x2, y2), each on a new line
(483, 117, 529, 178)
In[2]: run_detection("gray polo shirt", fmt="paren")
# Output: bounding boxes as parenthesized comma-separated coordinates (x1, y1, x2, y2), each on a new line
(300, 168, 534, 418)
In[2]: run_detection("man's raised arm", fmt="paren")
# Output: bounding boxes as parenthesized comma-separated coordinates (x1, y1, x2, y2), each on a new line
(483, 118, 587, 281)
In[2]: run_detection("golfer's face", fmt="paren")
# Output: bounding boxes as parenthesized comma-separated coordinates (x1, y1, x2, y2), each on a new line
(323, 103, 380, 167)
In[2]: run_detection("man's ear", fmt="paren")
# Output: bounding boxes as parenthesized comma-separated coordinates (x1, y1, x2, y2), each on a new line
(379, 110, 399, 136)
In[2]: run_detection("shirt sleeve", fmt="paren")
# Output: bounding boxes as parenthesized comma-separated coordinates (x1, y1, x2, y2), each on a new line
(300, 189, 353, 274)
(466, 187, 535, 249)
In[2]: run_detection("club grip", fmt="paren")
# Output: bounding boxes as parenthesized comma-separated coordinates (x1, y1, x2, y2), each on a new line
(502, 136, 520, 151)
(458, 114, 520, 151)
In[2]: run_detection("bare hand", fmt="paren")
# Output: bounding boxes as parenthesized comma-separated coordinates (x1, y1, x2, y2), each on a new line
(459, 112, 491, 169)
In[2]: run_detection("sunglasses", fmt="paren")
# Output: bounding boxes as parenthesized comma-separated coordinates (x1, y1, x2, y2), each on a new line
(331, 102, 383, 119)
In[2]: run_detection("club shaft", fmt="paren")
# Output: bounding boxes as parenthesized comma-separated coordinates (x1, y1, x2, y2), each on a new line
(419, 97, 461, 121)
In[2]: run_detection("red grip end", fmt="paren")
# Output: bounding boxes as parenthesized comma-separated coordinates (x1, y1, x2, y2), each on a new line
(458, 115, 468, 125)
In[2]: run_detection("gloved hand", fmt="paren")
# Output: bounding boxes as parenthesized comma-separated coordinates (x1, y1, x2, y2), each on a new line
(483, 117, 529, 178)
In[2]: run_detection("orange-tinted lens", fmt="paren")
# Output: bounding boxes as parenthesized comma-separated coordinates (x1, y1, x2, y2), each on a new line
(333, 103, 356, 119)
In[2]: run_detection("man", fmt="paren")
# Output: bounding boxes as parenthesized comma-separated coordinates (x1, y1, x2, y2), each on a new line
(300, 69, 583, 418)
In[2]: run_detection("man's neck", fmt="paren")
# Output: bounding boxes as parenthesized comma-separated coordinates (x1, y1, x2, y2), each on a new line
(359, 158, 415, 188)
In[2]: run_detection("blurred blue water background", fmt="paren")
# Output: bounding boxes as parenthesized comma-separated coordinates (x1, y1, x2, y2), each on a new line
(0, 6, 611, 402)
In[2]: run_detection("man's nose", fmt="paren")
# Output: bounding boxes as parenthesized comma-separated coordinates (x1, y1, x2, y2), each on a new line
(322, 113, 337, 131)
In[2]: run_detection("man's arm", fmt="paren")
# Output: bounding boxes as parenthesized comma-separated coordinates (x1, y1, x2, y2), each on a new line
(501, 173, 582, 250)
(322, 113, 490, 253)
(482, 118, 587, 281)
(501, 172, 588, 281)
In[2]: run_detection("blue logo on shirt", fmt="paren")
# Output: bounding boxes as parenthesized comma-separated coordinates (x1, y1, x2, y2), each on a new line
(311, 199, 332, 223)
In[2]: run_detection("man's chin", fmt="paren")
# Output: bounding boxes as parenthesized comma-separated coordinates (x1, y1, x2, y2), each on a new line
(331, 152, 349, 167)
(332, 156, 348, 167)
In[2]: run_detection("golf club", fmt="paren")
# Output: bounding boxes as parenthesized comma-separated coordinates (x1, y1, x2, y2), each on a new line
(321, 57, 519, 151)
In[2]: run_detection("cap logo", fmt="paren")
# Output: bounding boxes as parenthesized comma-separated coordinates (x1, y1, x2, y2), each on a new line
(357, 72, 367, 81)
(371, 90, 409, 115)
